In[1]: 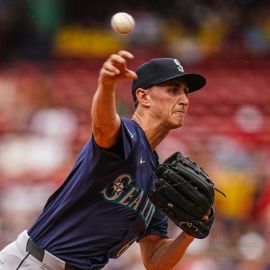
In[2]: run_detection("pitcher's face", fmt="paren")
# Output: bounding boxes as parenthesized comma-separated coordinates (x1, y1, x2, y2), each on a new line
(148, 79, 189, 129)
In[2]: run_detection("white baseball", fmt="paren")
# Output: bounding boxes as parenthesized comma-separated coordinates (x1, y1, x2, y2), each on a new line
(111, 12, 135, 35)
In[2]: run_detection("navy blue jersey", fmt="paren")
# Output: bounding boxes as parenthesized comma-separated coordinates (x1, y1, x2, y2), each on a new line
(28, 118, 168, 270)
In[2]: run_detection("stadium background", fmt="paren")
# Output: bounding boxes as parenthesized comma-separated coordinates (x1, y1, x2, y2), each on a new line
(0, 0, 270, 269)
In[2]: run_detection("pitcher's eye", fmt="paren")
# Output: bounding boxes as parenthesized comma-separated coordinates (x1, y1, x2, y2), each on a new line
(184, 87, 189, 95)
(168, 88, 180, 95)
(167, 87, 189, 96)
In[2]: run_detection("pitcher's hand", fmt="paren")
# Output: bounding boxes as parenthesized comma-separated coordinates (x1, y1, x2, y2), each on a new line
(98, 50, 137, 86)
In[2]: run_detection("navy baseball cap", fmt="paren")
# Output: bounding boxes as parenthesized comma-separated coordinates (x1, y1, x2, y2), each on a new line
(132, 58, 206, 101)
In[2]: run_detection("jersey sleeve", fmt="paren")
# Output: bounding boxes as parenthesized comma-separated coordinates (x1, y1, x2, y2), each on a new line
(137, 209, 168, 242)
(56, 118, 139, 199)
(91, 117, 138, 162)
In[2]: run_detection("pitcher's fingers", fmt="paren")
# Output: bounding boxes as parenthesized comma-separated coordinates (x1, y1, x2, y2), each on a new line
(202, 209, 211, 221)
(118, 50, 134, 60)
(103, 70, 117, 77)
(103, 62, 120, 74)
(101, 67, 118, 77)
(110, 54, 126, 66)
(125, 69, 138, 79)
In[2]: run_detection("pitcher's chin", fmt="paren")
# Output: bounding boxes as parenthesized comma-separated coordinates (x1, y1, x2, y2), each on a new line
(170, 119, 185, 130)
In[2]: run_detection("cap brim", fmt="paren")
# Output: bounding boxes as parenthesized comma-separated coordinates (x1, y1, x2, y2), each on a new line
(181, 73, 206, 92)
(157, 73, 206, 93)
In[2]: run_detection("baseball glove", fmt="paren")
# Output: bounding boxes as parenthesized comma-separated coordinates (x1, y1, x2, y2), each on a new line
(149, 151, 225, 239)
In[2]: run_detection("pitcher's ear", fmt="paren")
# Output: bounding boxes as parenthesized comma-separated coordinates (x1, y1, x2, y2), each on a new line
(135, 88, 151, 107)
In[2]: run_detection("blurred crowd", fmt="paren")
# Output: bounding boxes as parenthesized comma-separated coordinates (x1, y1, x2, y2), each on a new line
(0, 0, 270, 61)
(0, 1, 270, 270)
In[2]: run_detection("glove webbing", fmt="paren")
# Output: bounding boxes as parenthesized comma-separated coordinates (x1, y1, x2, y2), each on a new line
(157, 165, 226, 198)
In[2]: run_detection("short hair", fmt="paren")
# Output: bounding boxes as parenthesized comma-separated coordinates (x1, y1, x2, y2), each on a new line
(133, 99, 139, 109)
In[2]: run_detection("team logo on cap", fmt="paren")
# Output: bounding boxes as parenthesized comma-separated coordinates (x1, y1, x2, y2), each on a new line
(174, 59, 184, 72)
